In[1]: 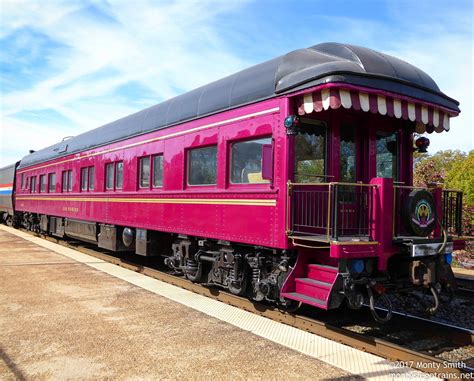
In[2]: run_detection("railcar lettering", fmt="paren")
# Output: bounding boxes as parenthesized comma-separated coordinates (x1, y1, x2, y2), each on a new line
(62, 206, 79, 213)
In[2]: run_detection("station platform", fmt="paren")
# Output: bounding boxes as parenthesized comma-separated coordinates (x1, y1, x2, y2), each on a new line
(453, 266, 474, 281)
(0, 225, 438, 380)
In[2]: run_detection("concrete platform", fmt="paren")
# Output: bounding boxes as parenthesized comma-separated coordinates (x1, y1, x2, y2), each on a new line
(453, 266, 474, 281)
(0, 225, 437, 380)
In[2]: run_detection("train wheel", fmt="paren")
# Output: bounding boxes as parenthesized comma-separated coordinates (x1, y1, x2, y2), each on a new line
(228, 275, 248, 296)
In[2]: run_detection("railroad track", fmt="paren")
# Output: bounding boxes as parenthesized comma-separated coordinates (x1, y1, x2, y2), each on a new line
(20, 229, 474, 378)
(455, 277, 474, 302)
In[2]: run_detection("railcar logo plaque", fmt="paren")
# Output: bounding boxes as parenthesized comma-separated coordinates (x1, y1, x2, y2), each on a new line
(412, 200, 434, 228)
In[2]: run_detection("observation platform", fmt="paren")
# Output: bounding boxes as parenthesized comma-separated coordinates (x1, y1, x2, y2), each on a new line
(0, 225, 437, 380)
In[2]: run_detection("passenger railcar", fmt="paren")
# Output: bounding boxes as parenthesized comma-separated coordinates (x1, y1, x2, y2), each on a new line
(6, 43, 465, 320)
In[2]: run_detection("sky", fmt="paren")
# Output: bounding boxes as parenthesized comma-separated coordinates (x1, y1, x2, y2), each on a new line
(0, 0, 473, 167)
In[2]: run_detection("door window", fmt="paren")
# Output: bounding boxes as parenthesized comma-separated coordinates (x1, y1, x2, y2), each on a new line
(294, 122, 326, 183)
(376, 131, 398, 179)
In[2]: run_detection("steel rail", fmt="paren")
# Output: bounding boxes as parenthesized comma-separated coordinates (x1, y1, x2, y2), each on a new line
(21, 230, 474, 379)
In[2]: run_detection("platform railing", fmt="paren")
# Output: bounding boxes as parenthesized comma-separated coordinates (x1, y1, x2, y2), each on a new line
(392, 185, 431, 237)
(393, 185, 463, 237)
(442, 189, 463, 236)
(288, 182, 376, 242)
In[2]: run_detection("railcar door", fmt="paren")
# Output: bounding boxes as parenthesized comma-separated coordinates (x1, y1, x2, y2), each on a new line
(292, 119, 329, 237)
(337, 123, 369, 239)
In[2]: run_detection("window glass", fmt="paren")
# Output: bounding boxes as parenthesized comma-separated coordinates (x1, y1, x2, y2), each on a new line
(67, 170, 72, 191)
(152, 155, 163, 187)
(48, 173, 56, 192)
(115, 162, 123, 189)
(81, 168, 88, 191)
(376, 131, 398, 179)
(340, 126, 356, 183)
(106, 163, 114, 190)
(188, 146, 217, 185)
(40, 175, 46, 193)
(30, 176, 36, 193)
(231, 137, 271, 184)
(139, 157, 150, 188)
(62, 171, 68, 192)
(88, 167, 94, 190)
(295, 124, 326, 183)
(21, 174, 24, 189)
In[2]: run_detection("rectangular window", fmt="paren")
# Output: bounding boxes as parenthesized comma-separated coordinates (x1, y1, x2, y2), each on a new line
(295, 121, 327, 183)
(152, 155, 163, 187)
(62, 171, 68, 192)
(88, 167, 94, 190)
(21, 173, 24, 189)
(81, 168, 88, 191)
(30, 176, 36, 193)
(231, 137, 271, 184)
(188, 146, 217, 186)
(48, 173, 56, 193)
(376, 131, 398, 179)
(67, 170, 72, 192)
(115, 162, 123, 189)
(39, 175, 46, 193)
(62, 170, 72, 192)
(106, 163, 114, 190)
(340, 126, 356, 183)
(139, 157, 150, 188)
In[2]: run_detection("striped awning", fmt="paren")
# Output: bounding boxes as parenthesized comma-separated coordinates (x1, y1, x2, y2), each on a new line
(296, 86, 458, 133)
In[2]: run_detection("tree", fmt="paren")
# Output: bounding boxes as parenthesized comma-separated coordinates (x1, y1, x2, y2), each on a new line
(413, 150, 473, 237)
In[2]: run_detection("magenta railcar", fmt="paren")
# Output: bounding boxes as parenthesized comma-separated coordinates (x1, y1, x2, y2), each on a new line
(7, 43, 464, 320)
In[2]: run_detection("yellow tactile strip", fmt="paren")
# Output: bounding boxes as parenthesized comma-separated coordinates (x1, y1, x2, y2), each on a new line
(0, 225, 439, 380)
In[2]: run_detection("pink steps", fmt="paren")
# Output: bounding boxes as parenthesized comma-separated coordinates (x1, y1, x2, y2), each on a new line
(281, 263, 338, 309)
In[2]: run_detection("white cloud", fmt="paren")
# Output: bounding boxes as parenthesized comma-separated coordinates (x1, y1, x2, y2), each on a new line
(0, 0, 472, 169)
(1, 0, 249, 166)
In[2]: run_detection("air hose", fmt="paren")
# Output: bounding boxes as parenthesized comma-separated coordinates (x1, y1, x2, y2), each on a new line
(367, 285, 392, 323)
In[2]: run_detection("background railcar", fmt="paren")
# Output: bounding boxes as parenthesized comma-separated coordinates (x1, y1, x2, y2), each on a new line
(8, 43, 465, 320)
(0, 163, 18, 225)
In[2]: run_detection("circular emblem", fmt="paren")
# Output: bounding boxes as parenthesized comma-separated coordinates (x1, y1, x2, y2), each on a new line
(412, 199, 434, 228)
(402, 190, 436, 236)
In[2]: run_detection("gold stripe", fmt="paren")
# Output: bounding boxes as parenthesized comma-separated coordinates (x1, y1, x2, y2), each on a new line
(16, 196, 277, 207)
(18, 107, 280, 174)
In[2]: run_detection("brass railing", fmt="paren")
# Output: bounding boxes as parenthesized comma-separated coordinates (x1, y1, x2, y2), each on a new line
(443, 189, 463, 236)
(393, 185, 463, 237)
(288, 182, 376, 241)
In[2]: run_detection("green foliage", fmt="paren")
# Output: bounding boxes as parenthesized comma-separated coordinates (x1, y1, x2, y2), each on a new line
(413, 150, 473, 237)
(413, 150, 467, 187)
(445, 151, 474, 205)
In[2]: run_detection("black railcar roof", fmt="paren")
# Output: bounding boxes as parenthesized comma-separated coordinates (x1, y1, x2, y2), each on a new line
(18, 42, 460, 169)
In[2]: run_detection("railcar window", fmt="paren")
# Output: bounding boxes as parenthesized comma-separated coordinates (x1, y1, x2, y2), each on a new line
(62, 172, 67, 192)
(21, 174, 24, 189)
(62, 170, 72, 192)
(340, 127, 356, 183)
(48, 173, 56, 193)
(376, 131, 398, 179)
(39, 175, 46, 193)
(30, 176, 36, 193)
(139, 157, 150, 188)
(294, 123, 326, 183)
(81, 168, 88, 191)
(88, 167, 94, 191)
(152, 155, 163, 188)
(81, 167, 95, 191)
(106, 163, 114, 190)
(231, 137, 271, 184)
(188, 146, 217, 186)
(115, 162, 123, 189)
(67, 170, 72, 192)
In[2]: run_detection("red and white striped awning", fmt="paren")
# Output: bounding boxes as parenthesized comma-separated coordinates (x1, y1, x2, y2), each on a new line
(296, 86, 458, 133)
